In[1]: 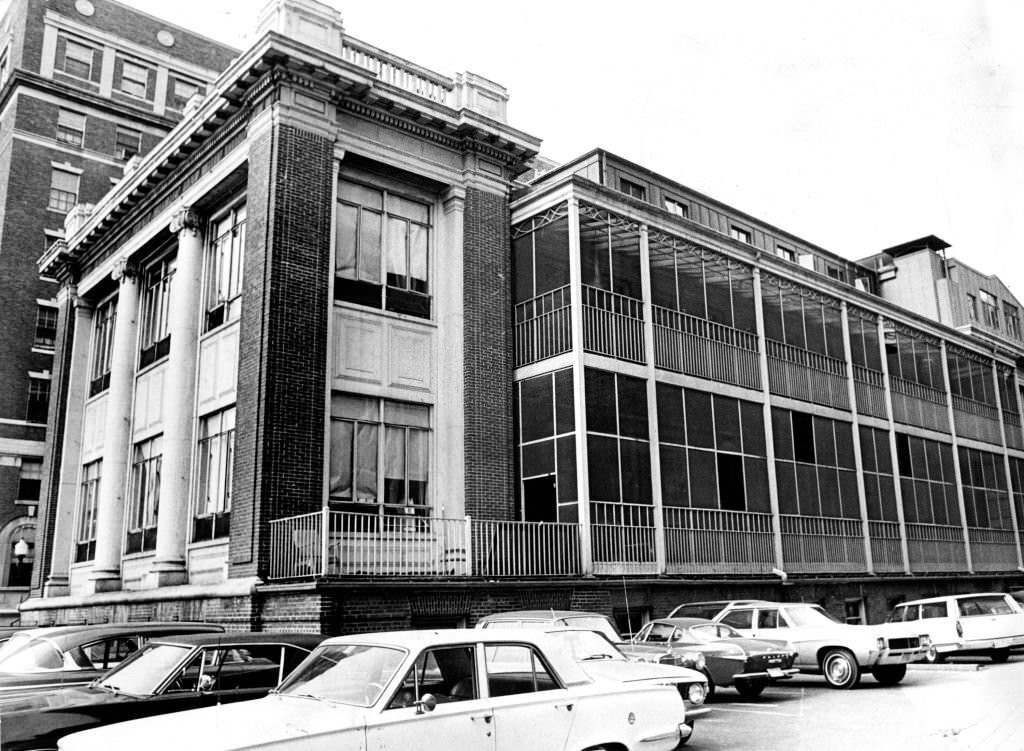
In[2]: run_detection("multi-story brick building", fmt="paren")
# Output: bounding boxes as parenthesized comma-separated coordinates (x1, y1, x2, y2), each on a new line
(24, 0, 1024, 632)
(0, 0, 234, 622)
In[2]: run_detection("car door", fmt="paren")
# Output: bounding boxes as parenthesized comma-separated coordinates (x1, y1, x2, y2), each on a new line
(366, 644, 495, 751)
(483, 643, 575, 751)
(955, 595, 1019, 647)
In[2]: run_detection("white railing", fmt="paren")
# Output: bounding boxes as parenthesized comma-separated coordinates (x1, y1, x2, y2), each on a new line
(472, 520, 582, 577)
(1004, 411, 1024, 450)
(889, 375, 949, 432)
(780, 514, 866, 573)
(589, 501, 657, 574)
(582, 285, 645, 364)
(951, 395, 1004, 445)
(514, 286, 572, 367)
(652, 306, 760, 389)
(968, 527, 1021, 572)
(868, 520, 905, 573)
(765, 339, 849, 409)
(905, 522, 968, 573)
(340, 37, 454, 104)
(852, 365, 888, 419)
(663, 507, 774, 574)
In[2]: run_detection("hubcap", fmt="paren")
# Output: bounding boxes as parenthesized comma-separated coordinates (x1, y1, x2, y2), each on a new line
(827, 656, 851, 683)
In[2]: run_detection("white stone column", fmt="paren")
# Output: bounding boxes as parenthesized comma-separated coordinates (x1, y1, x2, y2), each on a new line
(42, 288, 93, 597)
(89, 260, 140, 592)
(150, 206, 204, 587)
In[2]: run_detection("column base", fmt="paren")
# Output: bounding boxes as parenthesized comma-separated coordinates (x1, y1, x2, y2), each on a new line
(42, 575, 70, 598)
(147, 561, 188, 588)
(87, 570, 123, 593)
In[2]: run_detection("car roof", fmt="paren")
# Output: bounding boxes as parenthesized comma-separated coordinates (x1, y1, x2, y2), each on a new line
(478, 610, 607, 621)
(14, 622, 224, 648)
(652, 617, 717, 628)
(675, 600, 757, 608)
(146, 632, 323, 649)
(895, 592, 1011, 607)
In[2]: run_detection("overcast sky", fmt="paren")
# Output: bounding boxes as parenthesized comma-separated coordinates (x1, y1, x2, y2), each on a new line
(33, 0, 1024, 299)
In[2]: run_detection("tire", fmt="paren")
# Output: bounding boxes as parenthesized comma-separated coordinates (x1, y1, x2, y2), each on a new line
(870, 664, 907, 685)
(990, 648, 1010, 664)
(821, 648, 860, 689)
(676, 721, 694, 748)
(734, 678, 766, 698)
(701, 670, 716, 701)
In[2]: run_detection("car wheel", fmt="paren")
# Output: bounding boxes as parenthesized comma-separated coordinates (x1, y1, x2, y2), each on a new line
(701, 670, 716, 700)
(821, 648, 860, 689)
(923, 645, 945, 664)
(870, 664, 907, 685)
(734, 678, 766, 698)
(990, 648, 1010, 664)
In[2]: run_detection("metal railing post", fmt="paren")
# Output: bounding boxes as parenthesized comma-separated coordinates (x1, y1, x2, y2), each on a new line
(320, 506, 330, 577)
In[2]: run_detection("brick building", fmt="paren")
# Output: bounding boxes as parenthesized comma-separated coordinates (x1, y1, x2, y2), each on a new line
(24, 0, 1024, 633)
(0, 0, 234, 622)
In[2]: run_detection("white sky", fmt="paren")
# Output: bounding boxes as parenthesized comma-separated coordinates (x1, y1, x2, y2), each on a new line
(34, 0, 1024, 298)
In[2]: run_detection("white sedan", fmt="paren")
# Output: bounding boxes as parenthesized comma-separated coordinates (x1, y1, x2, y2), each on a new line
(58, 629, 692, 751)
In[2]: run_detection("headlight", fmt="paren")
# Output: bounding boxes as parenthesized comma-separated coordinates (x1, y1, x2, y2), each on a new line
(684, 651, 706, 671)
(686, 682, 707, 705)
(876, 637, 886, 651)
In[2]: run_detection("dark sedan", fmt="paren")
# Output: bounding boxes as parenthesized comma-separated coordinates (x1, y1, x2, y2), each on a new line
(0, 631, 323, 751)
(0, 622, 224, 699)
(633, 617, 798, 698)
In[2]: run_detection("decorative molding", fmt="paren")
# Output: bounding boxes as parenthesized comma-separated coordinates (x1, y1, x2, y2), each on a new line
(170, 205, 201, 235)
(111, 257, 139, 282)
(511, 201, 568, 239)
(441, 186, 466, 215)
(761, 270, 842, 309)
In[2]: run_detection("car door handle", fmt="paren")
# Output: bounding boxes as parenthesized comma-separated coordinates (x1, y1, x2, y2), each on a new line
(555, 703, 574, 711)
(470, 713, 493, 723)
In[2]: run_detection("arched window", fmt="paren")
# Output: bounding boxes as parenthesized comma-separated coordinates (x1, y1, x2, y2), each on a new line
(2, 521, 35, 588)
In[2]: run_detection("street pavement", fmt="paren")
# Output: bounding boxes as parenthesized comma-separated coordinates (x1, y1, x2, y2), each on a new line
(689, 653, 1024, 750)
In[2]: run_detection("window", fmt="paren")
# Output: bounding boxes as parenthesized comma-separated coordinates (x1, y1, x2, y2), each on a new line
(204, 204, 246, 331)
(1004, 302, 1020, 339)
(389, 646, 477, 708)
(60, 38, 95, 80)
(81, 637, 137, 671)
(126, 436, 161, 554)
(56, 110, 86, 147)
(895, 433, 959, 526)
(729, 226, 751, 244)
(966, 293, 978, 322)
(115, 126, 141, 160)
(90, 298, 115, 396)
(776, 245, 796, 263)
(720, 609, 754, 630)
(484, 644, 558, 696)
(6, 525, 34, 588)
(664, 198, 688, 218)
(773, 408, 859, 519)
(48, 167, 79, 212)
(75, 460, 101, 562)
(826, 265, 846, 282)
(26, 376, 50, 423)
(34, 305, 57, 349)
(193, 407, 234, 542)
(169, 77, 201, 110)
(17, 459, 42, 502)
(619, 178, 646, 200)
(139, 257, 174, 368)
(979, 290, 999, 328)
(329, 395, 430, 515)
(335, 179, 431, 318)
(119, 59, 150, 98)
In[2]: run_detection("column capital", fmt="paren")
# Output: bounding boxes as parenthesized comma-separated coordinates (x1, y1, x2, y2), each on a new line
(442, 186, 466, 215)
(170, 205, 201, 236)
(111, 257, 139, 282)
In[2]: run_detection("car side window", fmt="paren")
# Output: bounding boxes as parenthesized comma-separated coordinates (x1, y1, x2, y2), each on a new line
(720, 609, 753, 630)
(79, 637, 139, 670)
(958, 596, 1013, 616)
(645, 623, 675, 642)
(903, 605, 920, 622)
(484, 644, 559, 697)
(920, 603, 946, 619)
(757, 610, 779, 629)
(218, 645, 294, 691)
(167, 648, 227, 693)
(388, 645, 477, 709)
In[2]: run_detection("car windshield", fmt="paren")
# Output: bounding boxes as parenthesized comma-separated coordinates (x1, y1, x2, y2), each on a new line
(689, 623, 741, 641)
(97, 643, 194, 695)
(547, 630, 625, 662)
(562, 617, 621, 642)
(784, 605, 840, 627)
(0, 636, 64, 672)
(277, 644, 404, 707)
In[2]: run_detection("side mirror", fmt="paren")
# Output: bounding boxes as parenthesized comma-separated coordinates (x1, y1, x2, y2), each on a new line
(415, 693, 438, 715)
(198, 674, 215, 693)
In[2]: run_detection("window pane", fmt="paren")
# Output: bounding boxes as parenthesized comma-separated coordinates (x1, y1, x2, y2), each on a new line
(533, 218, 569, 295)
(520, 376, 554, 442)
(359, 211, 382, 283)
(585, 369, 617, 434)
(713, 396, 741, 452)
(660, 445, 688, 507)
(687, 449, 716, 508)
(656, 383, 684, 445)
(355, 423, 378, 502)
(684, 390, 713, 448)
(386, 217, 408, 289)
(616, 375, 648, 440)
(335, 204, 358, 277)
(409, 224, 428, 294)
(619, 440, 651, 504)
(383, 401, 429, 428)
(384, 427, 405, 504)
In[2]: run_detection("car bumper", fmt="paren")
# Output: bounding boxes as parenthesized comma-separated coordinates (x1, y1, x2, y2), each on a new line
(733, 667, 799, 681)
(875, 648, 928, 665)
(685, 704, 711, 720)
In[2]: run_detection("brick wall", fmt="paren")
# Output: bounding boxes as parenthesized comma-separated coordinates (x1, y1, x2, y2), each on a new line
(462, 188, 515, 520)
(230, 123, 333, 578)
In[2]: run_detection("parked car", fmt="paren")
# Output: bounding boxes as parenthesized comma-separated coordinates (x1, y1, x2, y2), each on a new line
(57, 629, 694, 751)
(540, 628, 709, 744)
(633, 617, 798, 698)
(0, 631, 321, 751)
(886, 592, 1024, 663)
(0, 622, 224, 699)
(667, 600, 761, 620)
(477, 609, 705, 670)
(713, 600, 927, 689)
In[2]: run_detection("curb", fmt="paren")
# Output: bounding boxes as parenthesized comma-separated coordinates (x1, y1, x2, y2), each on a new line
(909, 662, 986, 672)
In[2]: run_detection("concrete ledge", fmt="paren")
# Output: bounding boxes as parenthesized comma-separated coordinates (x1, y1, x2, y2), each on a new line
(18, 577, 261, 612)
(909, 662, 987, 672)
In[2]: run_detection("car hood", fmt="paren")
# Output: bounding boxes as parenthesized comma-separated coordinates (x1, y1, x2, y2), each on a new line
(58, 694, 365, 751)
(0, 683, 128, 712)
(731, 638, 793, 654)
(580, 659, 705, 684)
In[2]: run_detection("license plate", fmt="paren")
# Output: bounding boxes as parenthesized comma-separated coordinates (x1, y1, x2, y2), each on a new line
(767, 668, 785, 679)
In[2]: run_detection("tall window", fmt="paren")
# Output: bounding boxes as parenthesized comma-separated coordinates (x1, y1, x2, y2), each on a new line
(90, 298, 116, 396)
(48, 167, 79, 212)
(958, 447, 1012, 530)
(139, 257, 174, 367)
(329, 395, 430, 515)
(193, 408, 234, 542)
(76, 460, 101, 562)
(1004, 302, 1021, 339)
(979, 290, 999, 328)
(59, 37, 95, 80)
(17, 459, 42, 502)
(26, 376, 50, 423)
(118, 59, 150, 99)
(335, 179, 431, 318)
(56, 110, 86, 147)
(772, 408, 859, 518)
(115, 126, 141, 160)
(585, 369, 651, 506)
(515, 369, 576, 522)
(6, 525, 34, 588)
(204, 203, 246, 331)
(966, 293, 978, 322)
(859, 426, 898, 521)
(895, 434, 960, 526)
(126, 436, 161, 554)
(34, 305, 57, 349)
(776, 245, 797, 263)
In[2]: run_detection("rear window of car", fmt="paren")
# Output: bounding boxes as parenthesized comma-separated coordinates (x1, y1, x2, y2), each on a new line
(957, 596, 1013, 617)
(921, 603, 947, 619)
(674, 604, 727, 619)
(720, 609, 754, 630)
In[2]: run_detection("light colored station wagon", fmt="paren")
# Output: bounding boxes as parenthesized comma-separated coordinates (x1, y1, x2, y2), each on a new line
(886, 592, 1024, 663)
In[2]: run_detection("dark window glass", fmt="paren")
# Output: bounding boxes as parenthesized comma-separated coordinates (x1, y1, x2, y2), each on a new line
(865, 474, 882, 519)
(677, 255, 706, 319)
(740, 402, 765, 457)
(772, 407, 793, 460)
(818, 467, 840, 517)
(792, 412, 815, 463)
(688, 449, 717, 508)
(834, 422, 855, 469)
(813, 417, 836, 467)
(782, 298, 806, 349)
(839, 469, 860, 518)
(512, 234, 533, 303)
(656, 383, 685, 445)
(660, 445, 688, 507)
(519, 376, 554, 442)
(803, 301, 826, 355)
(521, 440, 555, 477)
(556, 436, 577, 503)
(554, 369, 574, 434)
(684, 390, 714, 448)
(895, 434, 911, 476)
(704, 265, 733, 327)
(796, 463, 819, 515)
(650, 258, 677, 309)
(732, 274, 757, 333)
(619, 440, 651, 503)
(858, 427, 877, 473)
(717, 454, 745, 511)
(823, 306, 845, 359)
(744, 457, 770, 512)
(585, 369, 617, 434)
(587, 435, 620, 502)
(713, 396, 741, 452)
(879, 474, 898, 521)
(579, 216, 610, 291)
(533, 218, 570, 296)
(611, 232, 642, 299)
(617, 375, 648, 440)
(761, 285, 784, 342)
(775, 461, 798, 514)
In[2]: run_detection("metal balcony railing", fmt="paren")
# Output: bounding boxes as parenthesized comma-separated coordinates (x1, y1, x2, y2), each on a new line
(765, 339, 849, 409)
(652, 306, 760, 389)
(951, 394, 1004, 445)
(663, 507, 774, 574)
(889, 375, 949, 432)
(905, 522, 968, 573)
(852, 364, 888, 419)
(780, 514, 867, 573)
(582, 286, 645, 363)
(969, 527, 1021, 572)
(589, 501, 657, 574)
(868, 520, 905, 573)
(514, 286, 572, 367)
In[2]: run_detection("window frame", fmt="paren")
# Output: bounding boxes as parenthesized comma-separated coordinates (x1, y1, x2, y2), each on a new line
(203, 201, 246, 332)
(191, 407, 235, 543)
(729, 225, 752, 244)
(114, 126, 142, 161)
(48, 167, 80, 213)
(89, 297, 116, 396)
(118, 58, 151, 99)
(75, 460, 101, 562)
(26, 376, 50, 424)
(60, 37, 96, 80)
(663, 197, 688, 218)
(126, 436, 161, 555)
(138, 255, 175, 368)
(33, 304, 58, 349)
(56, 109, 86, 147)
